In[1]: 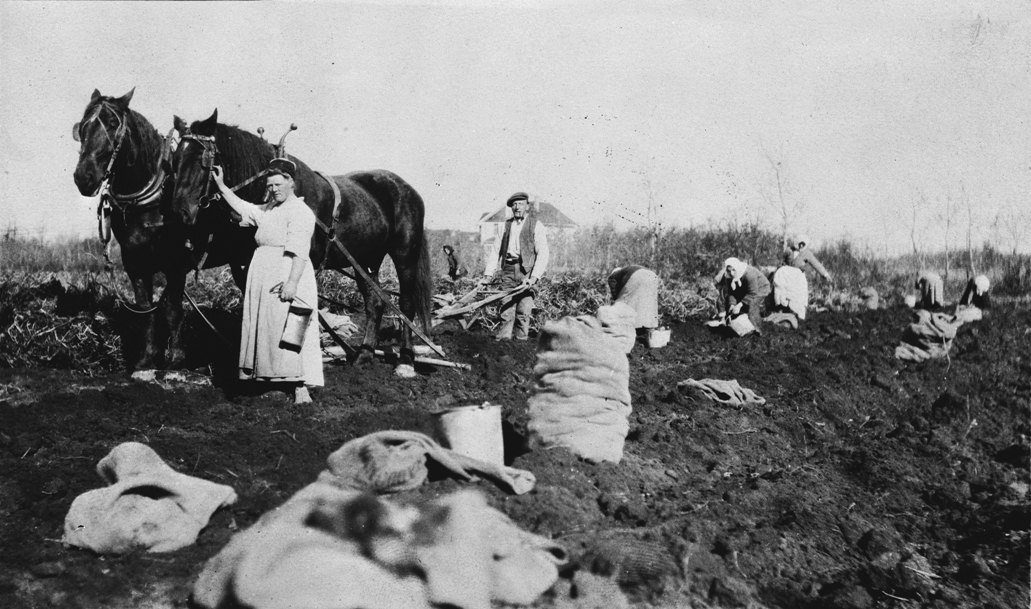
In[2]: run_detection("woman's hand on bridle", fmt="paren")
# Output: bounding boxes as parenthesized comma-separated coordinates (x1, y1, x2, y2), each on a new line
(210, 165, 227, 190)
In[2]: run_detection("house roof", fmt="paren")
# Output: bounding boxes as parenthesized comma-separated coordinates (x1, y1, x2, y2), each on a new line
(479, 201, 578, 227)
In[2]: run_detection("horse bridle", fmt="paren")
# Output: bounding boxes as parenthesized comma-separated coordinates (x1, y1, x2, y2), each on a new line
(177, 131, 273, 210)
(177, 132, 221, 210)
(78, 102, 173, 256)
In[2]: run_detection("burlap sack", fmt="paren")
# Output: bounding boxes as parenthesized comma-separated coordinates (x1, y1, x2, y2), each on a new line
(63, 442, 237, 554)
(528, 316, 632, 464)
(193, 484, 566, 609)
(895, 310, 962, 362)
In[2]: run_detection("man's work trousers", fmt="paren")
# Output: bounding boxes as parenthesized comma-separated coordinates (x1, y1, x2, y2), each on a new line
(497, 262, 533, 340)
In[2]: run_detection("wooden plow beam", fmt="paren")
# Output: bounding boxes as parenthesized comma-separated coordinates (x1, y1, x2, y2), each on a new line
(433, 285, 530, 320)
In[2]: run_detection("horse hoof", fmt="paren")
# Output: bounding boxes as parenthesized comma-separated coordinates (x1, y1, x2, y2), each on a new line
(394, 364, 417, 378)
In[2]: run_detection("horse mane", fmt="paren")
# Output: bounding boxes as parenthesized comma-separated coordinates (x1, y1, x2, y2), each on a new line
(201, 121, 275, 201)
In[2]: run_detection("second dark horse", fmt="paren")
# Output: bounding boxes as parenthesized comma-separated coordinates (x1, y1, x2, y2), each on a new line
(169, 110, 434, 372)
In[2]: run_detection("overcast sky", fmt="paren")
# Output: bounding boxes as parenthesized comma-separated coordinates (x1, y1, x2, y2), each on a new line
(1, 1, 1028, 253)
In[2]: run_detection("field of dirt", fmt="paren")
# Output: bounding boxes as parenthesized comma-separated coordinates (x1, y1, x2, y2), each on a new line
(1, 294, 1029, 608)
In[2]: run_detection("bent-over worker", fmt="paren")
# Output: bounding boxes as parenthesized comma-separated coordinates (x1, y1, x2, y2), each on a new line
(718, 258, 771, 334)
(784, 235, 831, 281)
(211, 159, 323, 404)
(482, 192, 550, 341)
(769, 235, 831, 321)
(959, 274, 991, 310)
(608, 265, 659, 334)
(915, 271, 944, 310)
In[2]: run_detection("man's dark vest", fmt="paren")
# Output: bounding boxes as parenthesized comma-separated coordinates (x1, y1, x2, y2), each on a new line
(497, 214, 538, 275)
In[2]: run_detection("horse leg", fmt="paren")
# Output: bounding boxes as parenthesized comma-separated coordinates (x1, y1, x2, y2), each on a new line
(129, 273, 160, 370)
(353, 270, 384, 366)
(394, 264, 421, 370)
(164, 271, 188, 369)
(230, 263, 249, 292)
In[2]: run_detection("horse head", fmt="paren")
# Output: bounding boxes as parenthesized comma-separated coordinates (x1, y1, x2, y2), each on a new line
(170, 109, 220, 226)
(73, 88, 137, 196)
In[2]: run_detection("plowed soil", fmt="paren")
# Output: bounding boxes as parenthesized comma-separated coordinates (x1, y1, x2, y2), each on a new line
(1, 303, 1028, 608)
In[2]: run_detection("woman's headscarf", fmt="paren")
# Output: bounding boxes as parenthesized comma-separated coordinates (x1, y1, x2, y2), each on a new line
(724, 257, 748, 290)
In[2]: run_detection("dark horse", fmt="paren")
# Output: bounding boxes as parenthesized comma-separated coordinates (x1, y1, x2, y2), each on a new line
(72, 89, 255, 369)
(169, 109, 434, 370)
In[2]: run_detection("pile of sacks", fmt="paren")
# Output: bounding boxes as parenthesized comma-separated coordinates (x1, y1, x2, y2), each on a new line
(527, 314, 632, 464)
(895, 309, 963, 362)
(193, 485, 567, 609)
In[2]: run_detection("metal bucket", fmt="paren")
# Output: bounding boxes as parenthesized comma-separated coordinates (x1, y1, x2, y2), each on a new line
(280, 304, 313, 352)
(432, 402, 504, 465)
(645, 327, 670, 349)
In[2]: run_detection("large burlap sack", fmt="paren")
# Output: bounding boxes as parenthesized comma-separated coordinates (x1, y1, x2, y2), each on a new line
(597, 303, 637, 353)
(528, 316, 631, 464)
(193, 484, 566, 609)
(895, 310, 962, 362)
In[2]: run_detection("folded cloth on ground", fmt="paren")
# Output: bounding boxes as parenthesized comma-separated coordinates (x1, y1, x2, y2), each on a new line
(677, 379, 766, 407)
(528, 315, 632, 464)
(596, 303, 638, 353)
(953, 304, 983, 323)
(611, 267, 659, 328)
(316, 430, 535, 495)
(771, 266, 808, 320)
(193, 483, 567, 609)
(894, 309, 962, 362)
(764, 311, 799, 329)
(63, 442, 237, 554)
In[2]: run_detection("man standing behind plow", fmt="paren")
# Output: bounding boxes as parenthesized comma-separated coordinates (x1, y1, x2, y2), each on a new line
(481, 192, 550, 341)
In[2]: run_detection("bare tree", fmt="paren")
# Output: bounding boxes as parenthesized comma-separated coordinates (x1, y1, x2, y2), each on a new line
(907, 189, 928, 268)
(1002, 205, 1030, 255)
(757, 140, 806, 249)
(962, 185, 976, 277)
(938, 188, 961, 285)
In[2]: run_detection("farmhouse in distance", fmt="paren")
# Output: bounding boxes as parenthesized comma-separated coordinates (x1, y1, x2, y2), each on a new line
(477, 200, 578, 246)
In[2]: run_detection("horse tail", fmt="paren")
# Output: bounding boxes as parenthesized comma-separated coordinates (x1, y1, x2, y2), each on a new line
(412, 228, 434, 335)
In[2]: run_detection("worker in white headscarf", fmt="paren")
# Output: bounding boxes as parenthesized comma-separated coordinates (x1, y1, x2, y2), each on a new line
(959, 274, 991, 309)
(716, 258, 771, 334)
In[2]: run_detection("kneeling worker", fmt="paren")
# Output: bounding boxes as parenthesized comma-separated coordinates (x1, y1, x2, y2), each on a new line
(481, 192, 550, 341)
(717, 258, 771, 334)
